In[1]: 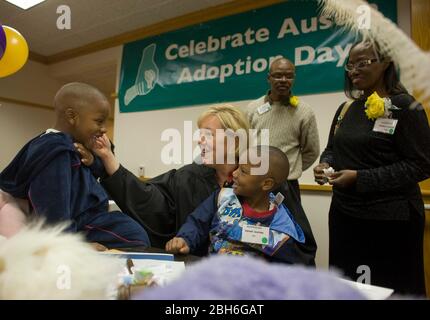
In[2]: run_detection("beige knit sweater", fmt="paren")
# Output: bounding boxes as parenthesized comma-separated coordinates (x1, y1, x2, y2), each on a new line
(246, 95, 320, 180)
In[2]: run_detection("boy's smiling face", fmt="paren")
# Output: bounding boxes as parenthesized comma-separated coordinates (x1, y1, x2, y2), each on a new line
(232, 162, 273, 197)
(69, 98, 110, 148)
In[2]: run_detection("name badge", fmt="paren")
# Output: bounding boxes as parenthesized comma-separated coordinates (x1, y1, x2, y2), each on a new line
(274, 192, 285, 206)
(241, 224, 270, 245)
(257, 102, 271, 115)
(373, 118, 398, 135)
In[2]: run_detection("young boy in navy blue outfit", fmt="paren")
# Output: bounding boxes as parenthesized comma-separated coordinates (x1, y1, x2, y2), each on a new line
(166, 146, 305, 263)
(0, 82, 150, 249)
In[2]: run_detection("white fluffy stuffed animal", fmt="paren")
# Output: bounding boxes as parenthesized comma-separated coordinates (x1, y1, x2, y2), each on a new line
(0, 222, 122, 299)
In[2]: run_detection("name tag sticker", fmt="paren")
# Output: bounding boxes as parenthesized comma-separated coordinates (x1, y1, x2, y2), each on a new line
(241, 224, 270, 245)
(274, 192, 285, 206)
(257, 102, 271, 115)
(373, 118, 398, 135)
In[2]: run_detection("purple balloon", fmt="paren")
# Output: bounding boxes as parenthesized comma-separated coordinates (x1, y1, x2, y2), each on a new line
(0, 24, 6, 60)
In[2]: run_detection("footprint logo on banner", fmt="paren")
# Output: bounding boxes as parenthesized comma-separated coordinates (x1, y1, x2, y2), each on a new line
(124, 43, 159, 106)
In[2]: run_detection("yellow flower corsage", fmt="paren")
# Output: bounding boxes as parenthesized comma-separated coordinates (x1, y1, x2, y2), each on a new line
(364, 92, 386, 120)
(289, 95, 299, 108)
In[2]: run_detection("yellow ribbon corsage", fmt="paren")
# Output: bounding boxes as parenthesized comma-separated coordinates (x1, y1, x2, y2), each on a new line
(364, 92, 386, 120)
(289, 95, 299, 108)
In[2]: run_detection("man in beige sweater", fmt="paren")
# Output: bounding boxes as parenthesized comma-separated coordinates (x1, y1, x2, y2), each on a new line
(247, 57, 320, 199)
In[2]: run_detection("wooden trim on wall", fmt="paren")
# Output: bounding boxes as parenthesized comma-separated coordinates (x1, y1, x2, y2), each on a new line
(0, 96, 53, 111)
(300, 184, 430, 199)
(0, 96, 114, 120)
(411, 0, 430, 200)
(30, 0, 283, 64)
(425, 208, 430, 297)
(135, 178, 430, 197)
(299, 184, 332, 192)
(411, 0, 430, 51)
(28, 51, 50, 64)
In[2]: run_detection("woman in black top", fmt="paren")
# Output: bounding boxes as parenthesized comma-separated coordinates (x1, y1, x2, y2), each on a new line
(314, 41, 430, 295)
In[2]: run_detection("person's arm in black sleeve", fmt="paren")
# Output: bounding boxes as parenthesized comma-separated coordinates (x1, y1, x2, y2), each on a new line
(101, 165, 177, 244)
(270, 237, 313, 265)
(88, 155, 108, 179)
(87, 133, 176, 247)
(356, 99, 430, 192)
(176, 191, 218, 256)
(273, 181, 317, 266)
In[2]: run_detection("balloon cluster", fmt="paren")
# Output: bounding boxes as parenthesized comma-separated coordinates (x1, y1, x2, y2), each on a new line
(0, 24, 29, 78)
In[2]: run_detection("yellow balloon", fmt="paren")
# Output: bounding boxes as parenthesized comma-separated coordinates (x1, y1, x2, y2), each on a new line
(0, 26, 29, 78)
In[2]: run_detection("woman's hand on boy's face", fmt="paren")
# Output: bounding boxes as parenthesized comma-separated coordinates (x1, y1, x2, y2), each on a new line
(92, 134, 113, 159)
(74, 143, 94, 166)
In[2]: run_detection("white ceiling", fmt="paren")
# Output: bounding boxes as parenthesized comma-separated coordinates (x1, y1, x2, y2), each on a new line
(1, 0, 232, 56)
(0, 0, 232, 108)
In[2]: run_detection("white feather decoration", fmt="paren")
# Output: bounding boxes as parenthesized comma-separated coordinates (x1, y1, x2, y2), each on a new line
(319, 0, 430, 106)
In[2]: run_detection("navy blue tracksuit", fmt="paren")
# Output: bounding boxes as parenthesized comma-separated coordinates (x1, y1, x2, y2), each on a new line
(0, 131, 150, 248)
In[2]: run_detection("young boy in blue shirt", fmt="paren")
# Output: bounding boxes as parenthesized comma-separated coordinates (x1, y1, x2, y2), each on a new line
(166, 145, 305, 262)
(0, 83, 150, 248)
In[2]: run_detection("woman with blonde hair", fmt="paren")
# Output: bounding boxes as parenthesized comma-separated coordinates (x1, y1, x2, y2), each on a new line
(197, 104, 250, 168)
(78, 104, 316, 264)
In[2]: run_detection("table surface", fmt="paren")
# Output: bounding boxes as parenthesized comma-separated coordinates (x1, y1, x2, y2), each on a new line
(121, 246, 201, 264)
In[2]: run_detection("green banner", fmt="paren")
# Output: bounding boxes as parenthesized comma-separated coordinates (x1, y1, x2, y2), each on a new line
(119, 0, 397, 113)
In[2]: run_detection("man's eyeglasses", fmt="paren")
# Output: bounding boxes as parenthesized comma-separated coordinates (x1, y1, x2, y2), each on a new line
(269, 73, 295, 81)
(344, 58, 379, 72)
